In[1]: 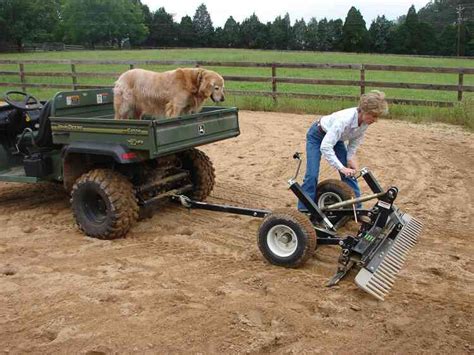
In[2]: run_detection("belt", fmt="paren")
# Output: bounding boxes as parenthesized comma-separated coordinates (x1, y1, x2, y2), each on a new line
(317, 123, 326, 135)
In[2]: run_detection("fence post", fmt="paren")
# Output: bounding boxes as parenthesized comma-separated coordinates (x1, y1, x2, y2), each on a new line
(360, 65, 365, 96)
(271, 63, 277, 103)
(458, 72, 464, 101)
(71, 63, 78, 90)
(19, 63, 26, 92)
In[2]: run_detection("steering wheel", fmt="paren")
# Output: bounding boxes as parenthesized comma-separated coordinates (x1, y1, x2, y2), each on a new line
(4, 91, 43, 111)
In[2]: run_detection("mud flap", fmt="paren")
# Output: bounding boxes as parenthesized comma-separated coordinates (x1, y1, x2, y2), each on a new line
(355, 214, 423, 300)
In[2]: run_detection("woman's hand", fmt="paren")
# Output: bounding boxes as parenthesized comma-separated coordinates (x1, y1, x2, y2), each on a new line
(347, 158, 359, 171)
(339, 167, 357, 177)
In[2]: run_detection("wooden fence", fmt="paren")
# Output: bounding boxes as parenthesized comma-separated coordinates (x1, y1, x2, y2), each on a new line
(0, 59, 473, 107)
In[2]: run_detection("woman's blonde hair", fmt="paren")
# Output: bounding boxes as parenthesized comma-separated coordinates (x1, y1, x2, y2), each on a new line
(358, 90, 389, 117)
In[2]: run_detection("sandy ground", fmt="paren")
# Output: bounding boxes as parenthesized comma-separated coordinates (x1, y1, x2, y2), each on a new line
(0, 111, 473, 354)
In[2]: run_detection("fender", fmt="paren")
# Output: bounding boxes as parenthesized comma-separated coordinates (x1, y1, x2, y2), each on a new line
(62, 141, 146, 164)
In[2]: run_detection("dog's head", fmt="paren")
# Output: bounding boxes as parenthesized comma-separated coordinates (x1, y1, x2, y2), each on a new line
(198, 69, 225, 103)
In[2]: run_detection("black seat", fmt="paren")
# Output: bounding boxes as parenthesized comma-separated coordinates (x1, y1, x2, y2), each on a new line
(33, 100, 53, 147)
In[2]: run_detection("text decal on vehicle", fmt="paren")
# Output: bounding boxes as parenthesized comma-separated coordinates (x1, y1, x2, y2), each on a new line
(96, 92, 110, 104)
(66, 95, 80, 106)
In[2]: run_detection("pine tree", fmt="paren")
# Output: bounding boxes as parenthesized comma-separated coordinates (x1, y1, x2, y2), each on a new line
(178, 16, 195, 47)
(291, 18, 307, 50)
(270, 13, 291, 50)
(240, 14, 268, 49)
(317, 18, 330, 51)
(403, 5, 421, 53)
(192, 3, 214, 47)
(305, 17, 318, 51)
(328, 19, 343, 51)
(342, 6, 368, 52)
(368, 16, 394, 53)
(222, 16, 240, 48)
(149, 7, 178, 47)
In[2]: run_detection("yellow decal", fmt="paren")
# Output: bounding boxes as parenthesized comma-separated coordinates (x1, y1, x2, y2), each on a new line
(126, 128, 148, 135)
(127, 138, 144, 146)
(54, 123, 84, 131)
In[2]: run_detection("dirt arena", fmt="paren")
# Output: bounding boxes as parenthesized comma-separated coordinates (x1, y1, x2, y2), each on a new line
(0, 111, 473, 353)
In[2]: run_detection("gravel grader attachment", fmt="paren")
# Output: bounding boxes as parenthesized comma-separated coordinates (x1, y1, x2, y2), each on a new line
(174, 153, 423, 301)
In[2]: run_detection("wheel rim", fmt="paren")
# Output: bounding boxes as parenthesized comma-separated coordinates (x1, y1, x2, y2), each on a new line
(83, 190, 108, 224)
(266, 224, 298, 257)
(318, 191, 343, 208)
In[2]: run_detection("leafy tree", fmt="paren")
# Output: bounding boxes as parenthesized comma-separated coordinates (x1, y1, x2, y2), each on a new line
(0, 0, 61, 50)
(291, 18, 307, 50)
(192, 3, 214, 47)
(62, 0, 147, 48)
(342, 7, 369, 52)
(368, 16, 394, 53)
(148, 7, 178, 47)
(137, 1, 153, 45)
(178, 16, 195, 47)
(305, 17, 319, 51)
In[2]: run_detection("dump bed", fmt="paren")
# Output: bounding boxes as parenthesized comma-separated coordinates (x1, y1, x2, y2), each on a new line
(50, 89, 240, 158)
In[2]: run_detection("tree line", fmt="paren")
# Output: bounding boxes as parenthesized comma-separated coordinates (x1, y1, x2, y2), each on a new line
(0, 0, 473, 56)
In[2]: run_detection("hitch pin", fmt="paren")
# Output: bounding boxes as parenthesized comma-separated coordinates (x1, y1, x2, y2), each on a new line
(352, 203, 358, 223)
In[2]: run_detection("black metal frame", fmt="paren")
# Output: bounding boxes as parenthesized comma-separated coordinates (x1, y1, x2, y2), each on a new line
(170, 195, 271, 218)
(170, 167, 396, 246)
(170, 157, 421, 294)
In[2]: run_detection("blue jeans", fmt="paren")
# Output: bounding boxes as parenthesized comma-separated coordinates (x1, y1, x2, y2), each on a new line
(297, 122, 361, 211)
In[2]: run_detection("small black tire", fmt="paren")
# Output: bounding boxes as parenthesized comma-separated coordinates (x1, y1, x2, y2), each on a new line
(179, 148, 215, 201)
(71, 169, 139, 239)
(316, 179, 354, 226)
(257, 208, 317, 268)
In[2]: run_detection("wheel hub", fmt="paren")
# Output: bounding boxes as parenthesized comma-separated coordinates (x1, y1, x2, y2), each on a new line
(318, 191, 343, 208)
(267, 224, 298, 257)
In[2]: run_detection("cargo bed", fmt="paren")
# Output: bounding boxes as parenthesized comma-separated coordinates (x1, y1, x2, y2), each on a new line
(50, 89, 240, 158)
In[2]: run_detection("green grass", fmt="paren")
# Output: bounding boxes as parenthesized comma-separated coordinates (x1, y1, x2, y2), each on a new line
(0, 48, 473, 129)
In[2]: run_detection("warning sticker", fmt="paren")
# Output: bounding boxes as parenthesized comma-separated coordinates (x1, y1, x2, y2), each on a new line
(377, 200, 391, 209)
(97, 92, 109, 104)
(66, 95, 80, 106)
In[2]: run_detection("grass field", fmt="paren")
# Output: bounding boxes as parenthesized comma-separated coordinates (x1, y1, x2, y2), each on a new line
(0, 48, 473, 128)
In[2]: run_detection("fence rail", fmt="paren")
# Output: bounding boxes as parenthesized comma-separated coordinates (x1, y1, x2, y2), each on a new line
(0, 59, 473, 107)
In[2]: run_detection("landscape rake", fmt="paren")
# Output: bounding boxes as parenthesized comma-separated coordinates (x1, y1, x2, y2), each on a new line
(174, 153, 423, 301)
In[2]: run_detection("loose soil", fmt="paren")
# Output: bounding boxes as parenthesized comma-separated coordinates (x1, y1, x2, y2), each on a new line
(1, 111, 473, 353)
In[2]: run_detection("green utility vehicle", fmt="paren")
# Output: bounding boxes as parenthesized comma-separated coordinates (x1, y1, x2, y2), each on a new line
(0, 89, 240, 239)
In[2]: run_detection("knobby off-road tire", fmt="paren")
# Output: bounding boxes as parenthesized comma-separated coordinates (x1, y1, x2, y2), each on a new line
(71, 169, 139, 239)
(316, 179, 354, 227)
(179, 148, 215, 201)
(258, 208, 317, 268)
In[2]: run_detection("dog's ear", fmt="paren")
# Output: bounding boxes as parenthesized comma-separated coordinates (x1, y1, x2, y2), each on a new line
(178, 68, 201, 95)
(197, 70, 214, 98)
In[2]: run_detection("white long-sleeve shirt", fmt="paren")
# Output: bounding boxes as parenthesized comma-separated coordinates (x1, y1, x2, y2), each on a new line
(319, 107, 368, 171)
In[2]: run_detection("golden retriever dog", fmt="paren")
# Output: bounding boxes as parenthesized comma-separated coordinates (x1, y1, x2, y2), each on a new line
(113, 68, 225, 119)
